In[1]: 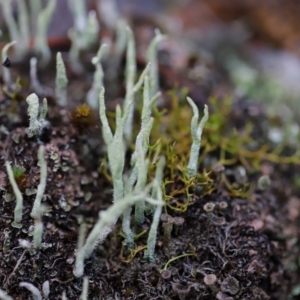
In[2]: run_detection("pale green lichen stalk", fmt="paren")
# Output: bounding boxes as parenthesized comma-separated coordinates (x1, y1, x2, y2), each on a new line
(80, 277, 89, 300)
(16, 0, 30, 50)
(122, 76, 158, 246)
(144, 156, 166, 261)
(74, 190, 151, 278)
(29, 0, 42, 34)
(30, 57, 43, 94)
(67, 0, 99, 73)
(0, 0, 20, 44)
(35, 0, 56, 66)
(97, 0, 119, 30)
(19, 282, 42, 300)
(33, 207, 44, 248)
(187, 98, 209, 177)
(55, 52, 68, 106)
(123, 27, 150, 143)
(84, 11, 99, 49)
(131, 76, 159, 224)
(95, 87, 132, 246)
(26, 94, 48, 137)
(67, 0, 87, 34)
(105, 19, 127, 81)
(31, 145, 47, 219)
(121, 176, 135, 248)
(132, 146, 150, 223)
(130, 75, 159, 186)
(30, 145, 47, 248)
(115, 19, 128, 55)
(87, 44, 107, 109)
(1, 0, 55, 61)
(146, 29, 166, 97)
(99, 87, 127, 203)
(33, 216, 43, 248)
(0, 288, 13, 300)
(5, 162, 23, 229)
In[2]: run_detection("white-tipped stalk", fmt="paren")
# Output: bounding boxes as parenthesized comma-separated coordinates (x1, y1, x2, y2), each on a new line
(84, 10, 99, 48)
(55, 52, 68, 106)
(19, 282, 42, 300)
(146, 29, 166, 98)
(31, 145, 47, 218)
(1, 41, 16, 87)
(127, 76, 157, 224)
(35, 0, 56, 66)
(187, 98, 209, 177)
(87, 44, 107, 109)
(5, 162, 23, 228)
(67, 0, 87, 34)
(30, 57, 43, 94)
(97, 0, 119, 30)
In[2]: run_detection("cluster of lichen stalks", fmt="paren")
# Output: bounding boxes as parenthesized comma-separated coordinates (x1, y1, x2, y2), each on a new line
(0, 5, 211, 300)
(2, 0, 300, 298)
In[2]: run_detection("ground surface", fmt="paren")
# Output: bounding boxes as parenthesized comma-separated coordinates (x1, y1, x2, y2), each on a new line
(0, 58, 299, 300)
(1, 5, 300, 300)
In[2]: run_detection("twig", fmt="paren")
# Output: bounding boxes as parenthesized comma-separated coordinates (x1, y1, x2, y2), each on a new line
(4, 249, 26, 286)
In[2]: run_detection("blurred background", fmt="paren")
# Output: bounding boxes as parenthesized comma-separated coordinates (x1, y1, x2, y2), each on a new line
(1, 0, 300, 128)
